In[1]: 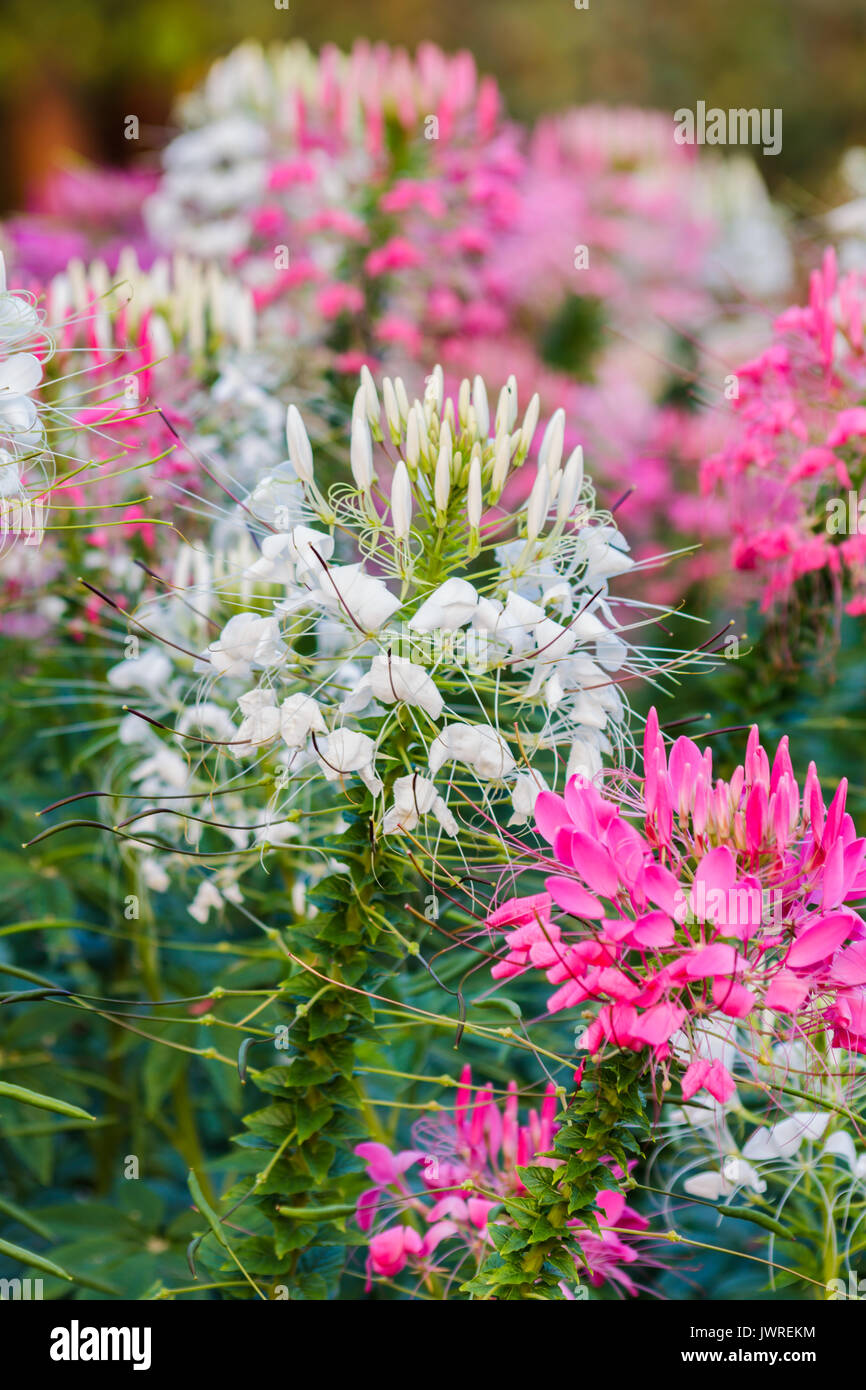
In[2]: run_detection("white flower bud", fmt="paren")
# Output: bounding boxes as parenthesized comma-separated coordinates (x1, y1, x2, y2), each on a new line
(539, 407, 565, 479)
(518, 392, 540, 461)
(472, 375, 490, 439)
(395, 376, 409, 421)
(458, 378, 471, 427)
(425, 364, 444, 415)
(406, 407, 420, 469)
(526, 469, 549, 541)
(468, 451, 483, 530)
(491, 430, 511, 499)
(496, 374, 518, 433)
(557, 445, 584, 522)
(435, 433, 452, 514)
(391, 460, 413, 539)
(286, 404, 314, 485)
(383, 377, 402, 443)
(360, 364, 380, 425)
(350, 413, 374, 493)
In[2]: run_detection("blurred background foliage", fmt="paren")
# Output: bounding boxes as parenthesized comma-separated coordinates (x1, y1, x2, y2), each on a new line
(1, 0, 865, 210)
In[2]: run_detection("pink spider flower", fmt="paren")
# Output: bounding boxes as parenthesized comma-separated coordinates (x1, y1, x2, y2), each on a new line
(703, 247, 866, 620)
(486, 708, 866, 1105)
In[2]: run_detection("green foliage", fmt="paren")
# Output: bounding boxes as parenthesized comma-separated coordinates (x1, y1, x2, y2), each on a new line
(463, 1054, 650, 1299)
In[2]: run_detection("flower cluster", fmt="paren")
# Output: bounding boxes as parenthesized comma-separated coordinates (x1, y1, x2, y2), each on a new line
(109, 361, 667, 883)
(485, 709, 866, 1104)
(355, 1066, 650, 1296)
(703, 247, 866, 620)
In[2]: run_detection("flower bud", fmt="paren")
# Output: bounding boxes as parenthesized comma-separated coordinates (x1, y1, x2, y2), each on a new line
(557, 445, 584, 522)
(350, 413, 374, 493)
(383, 377, 402, 444)
(391, 460, 413, 540)
(286, 404, 314, 485)
(517, 392, 540, 463)
(490, 430, 511, 501)
(526, 469, 549, 541)
(468, 450, 483, 530)
(435, 430, 452, 515)
(539, 407, 565, 479)
(495, 374, 518, 433)
(472, 375, 490, 439)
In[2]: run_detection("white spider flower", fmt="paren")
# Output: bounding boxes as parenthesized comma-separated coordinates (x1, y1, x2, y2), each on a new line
(315, 728, 382, 797)
(0, 352, 43, 443)
(409, 578, 479, 633)
(382, 774, 458, 837)
(309, 561, 401, 633)
(235, 689, 281, 748)
(107, 647, 173, 692)
(206, 612, 286, 677)
(509, 771, 549, 826)
(245, 526, 334, 586)
(367, 653, 444, 720)
(188, 879, 225, 924)
(280, 693, 327, 748)
(428, 723, 516, 781)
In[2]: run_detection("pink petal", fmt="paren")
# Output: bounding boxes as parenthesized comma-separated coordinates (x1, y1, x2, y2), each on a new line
(545, 873, 604, 920)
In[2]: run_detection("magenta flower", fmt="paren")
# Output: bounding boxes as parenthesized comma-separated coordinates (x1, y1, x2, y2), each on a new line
(486, 709, 866, 1103)
(703, 246, 866, 621)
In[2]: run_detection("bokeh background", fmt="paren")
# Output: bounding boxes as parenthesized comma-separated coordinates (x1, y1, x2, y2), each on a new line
(1, 0, 864, 212)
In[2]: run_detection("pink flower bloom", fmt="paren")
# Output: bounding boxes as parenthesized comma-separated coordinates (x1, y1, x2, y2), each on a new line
(486, 709, 866, 1100)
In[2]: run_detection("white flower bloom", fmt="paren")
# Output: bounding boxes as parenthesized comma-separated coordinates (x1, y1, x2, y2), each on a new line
(189, 879, 224, 924)
(131, 748, 190, 791)
(206, 613, 286, 677)
(428, 723, 515, 781)
(236, 689, 281, 747)
(821, 1131, 858, 1169)
(382, 774, 458, 836)
(246, 526, 334, 585)
(509, 771, 548, 826)
(580, 525, 635, 586)
(141, 857, 170, 893)
(565, 732, 607, 781)
(683, 1170, 732, 1202)
(312, 562, 401, 633)
(368, 653, 443, 720)
(0, 352, 42, 441)
(280, 693, 327, 748)
(177, 702, 238, 743)
(410, 578, 478, 633)
(107, 648, 173, 692)
(315, 728, 383, 797)
(742, 1112, 830, 1162)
